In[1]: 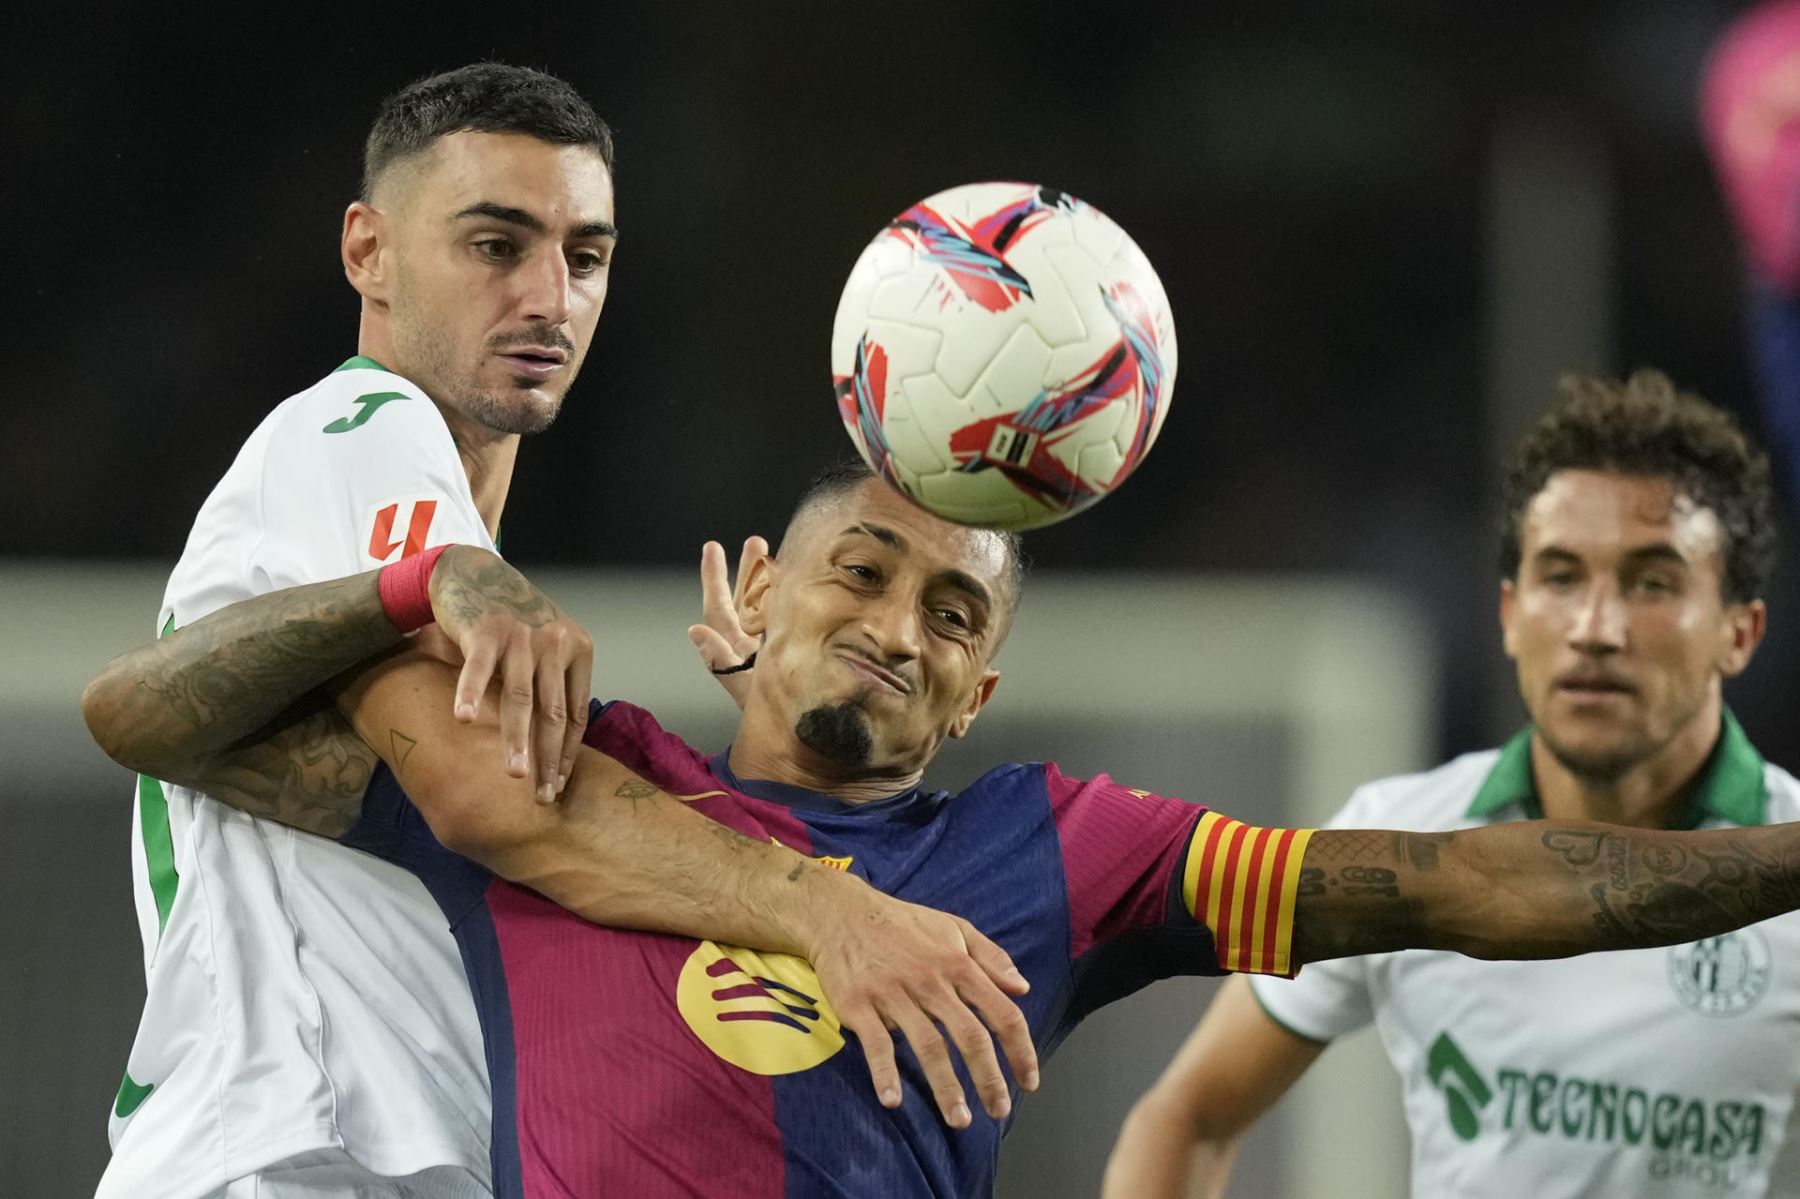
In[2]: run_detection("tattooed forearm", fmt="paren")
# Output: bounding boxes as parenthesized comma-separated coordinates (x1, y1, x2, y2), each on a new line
(1549, 828, 1800, 950)
(1291, 830, 1435, 963)
(1290, 820, 1800, 967)
(84, 571, 399, 783)
(430, 548, 557, 629)
(204, 704, 374, 839)
(612, 778, 662, 816)
(389, 729, 419, 773)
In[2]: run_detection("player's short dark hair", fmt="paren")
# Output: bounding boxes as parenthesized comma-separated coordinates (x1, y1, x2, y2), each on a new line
(362, 63, 614, 201)
(783, 460, 1030, 624)
(1498, 369, 1776, 604)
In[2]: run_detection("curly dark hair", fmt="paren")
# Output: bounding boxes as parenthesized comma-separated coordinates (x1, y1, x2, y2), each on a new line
(1498, 370, 1775, 604)
(362, 63, 613, 201)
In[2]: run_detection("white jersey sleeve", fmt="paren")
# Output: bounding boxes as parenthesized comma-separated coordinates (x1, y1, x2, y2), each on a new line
(165, 362, 493, 627)
(1247, 786, 1385, 1042)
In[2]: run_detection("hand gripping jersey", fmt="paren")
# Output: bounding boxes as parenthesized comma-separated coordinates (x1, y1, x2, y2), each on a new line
(100, 358, 496, 1199)
(345, 700, 1315, 1199)
(1251, 714, 1800, 1199)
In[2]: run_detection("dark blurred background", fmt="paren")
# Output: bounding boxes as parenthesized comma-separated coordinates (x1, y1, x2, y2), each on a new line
(7, 0, 1791, 752)
(5, 0, 1795, 1193)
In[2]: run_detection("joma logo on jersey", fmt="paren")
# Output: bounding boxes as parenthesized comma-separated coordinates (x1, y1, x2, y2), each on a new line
(366, 498, 438, 563)
(1427, 1029, 1766, 1162)
(323, 391, 409, 434)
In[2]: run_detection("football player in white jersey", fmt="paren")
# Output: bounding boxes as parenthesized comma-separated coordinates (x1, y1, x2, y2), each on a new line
(100, 64, 1035, 1199)
(1105, 371, 1800, 1198)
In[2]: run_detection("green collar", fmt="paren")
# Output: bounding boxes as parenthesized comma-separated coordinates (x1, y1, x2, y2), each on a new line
(1466, 710, 1766, 828)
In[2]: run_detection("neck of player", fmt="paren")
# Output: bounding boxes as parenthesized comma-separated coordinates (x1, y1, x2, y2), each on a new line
(1531, 687, 1725, 830)
(437, 409, 518, 544)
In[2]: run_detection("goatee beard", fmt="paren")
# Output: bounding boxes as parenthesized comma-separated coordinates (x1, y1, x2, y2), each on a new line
(795, 701, 874, 767)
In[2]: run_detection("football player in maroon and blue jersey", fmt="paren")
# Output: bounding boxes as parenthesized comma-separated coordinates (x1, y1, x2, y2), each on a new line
(88, 462, 1800, 1198)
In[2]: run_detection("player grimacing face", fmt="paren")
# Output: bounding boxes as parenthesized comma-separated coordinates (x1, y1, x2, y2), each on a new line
(348, 131, 617, 438)
(1499, 469, 1763, 783)
(737, 481, 1008, 784)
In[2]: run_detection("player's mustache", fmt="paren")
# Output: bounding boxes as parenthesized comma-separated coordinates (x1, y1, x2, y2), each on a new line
(490, 326, 576, 355)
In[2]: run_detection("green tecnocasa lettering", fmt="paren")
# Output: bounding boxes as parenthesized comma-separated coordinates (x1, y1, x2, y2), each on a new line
(1426, 1033, 1492, 1142)
(1440, 1031, 1766, 1162)
(323, 391, 409, 435)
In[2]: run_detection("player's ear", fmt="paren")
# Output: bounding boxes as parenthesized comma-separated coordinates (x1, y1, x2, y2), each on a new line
(949, 669, 1000, 740)
(738, 552, 777, 637)
(1720, 598, 1767, 677)
(342, 201, 390, 303)
(1499, 578, 1519, 661)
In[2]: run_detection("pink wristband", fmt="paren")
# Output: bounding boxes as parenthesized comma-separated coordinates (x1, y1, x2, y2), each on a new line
(378, 544, 451, 633)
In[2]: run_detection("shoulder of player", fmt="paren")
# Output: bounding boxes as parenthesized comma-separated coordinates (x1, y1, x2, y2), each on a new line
(1326, 748, 1503, 832)
(584, 700, 728, 796)
(1759, 759, 1800, 823)
(260, 363, 454, 455)
(979, 760, 1139, 807)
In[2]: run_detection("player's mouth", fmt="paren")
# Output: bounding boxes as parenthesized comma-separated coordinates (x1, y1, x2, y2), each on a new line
(495, 347, 568, 379)
(836, 649, 913, 696)
(1554, 670, 1636, 702)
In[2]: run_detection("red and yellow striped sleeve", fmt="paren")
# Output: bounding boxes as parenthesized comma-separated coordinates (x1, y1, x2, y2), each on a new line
(1181, 812, 1315, 976)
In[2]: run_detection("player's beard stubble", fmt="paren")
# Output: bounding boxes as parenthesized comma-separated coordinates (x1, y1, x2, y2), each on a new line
(391, 294, 568, 436)
(795, 701, 876, 768)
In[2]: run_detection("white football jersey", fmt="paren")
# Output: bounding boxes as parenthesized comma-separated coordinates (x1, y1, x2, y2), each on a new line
(99, 358, 495, 1198)
(1252, 716, 1800, 1198)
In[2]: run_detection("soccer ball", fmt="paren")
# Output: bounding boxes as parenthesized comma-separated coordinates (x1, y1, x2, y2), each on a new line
(831, 182, 1177, 531)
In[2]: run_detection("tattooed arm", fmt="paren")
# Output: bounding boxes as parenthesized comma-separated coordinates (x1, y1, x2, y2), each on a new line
(1290, 823, 1800, 964)
(81, 553, 1039, 1125)
(81, 545, 591, 829)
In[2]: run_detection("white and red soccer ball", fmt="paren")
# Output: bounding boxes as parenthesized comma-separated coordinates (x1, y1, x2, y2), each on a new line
(831, 182, 1178, 531)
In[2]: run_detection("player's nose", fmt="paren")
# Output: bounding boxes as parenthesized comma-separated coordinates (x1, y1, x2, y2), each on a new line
(515, 248, 574, 328)
(1568, 581, 1627, 652)
(859, 592, 923, 668)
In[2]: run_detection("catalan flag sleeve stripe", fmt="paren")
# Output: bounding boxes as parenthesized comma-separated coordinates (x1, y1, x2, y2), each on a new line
(1182, 813, 1315, 976)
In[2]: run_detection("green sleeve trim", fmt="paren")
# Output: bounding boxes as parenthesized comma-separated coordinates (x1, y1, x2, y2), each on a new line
(138, 611, 179, 935)
(113, 1072, 155, 1120)
(1247, 980, 1333, 1048)
(137, 771, 178, 935)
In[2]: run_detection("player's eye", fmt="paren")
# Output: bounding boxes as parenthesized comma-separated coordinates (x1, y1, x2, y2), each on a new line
(843, 563, 880, 584)
(569, 249, 610, 276)
(933, 607, 970, 630)
(474, 238, 517, 262)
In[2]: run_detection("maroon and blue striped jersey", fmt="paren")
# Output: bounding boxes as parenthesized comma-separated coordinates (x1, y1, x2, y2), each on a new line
(345, 700, 1312, 1198)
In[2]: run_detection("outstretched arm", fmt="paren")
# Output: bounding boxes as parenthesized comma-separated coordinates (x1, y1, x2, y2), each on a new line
(1290, 824, 1800, 964)
(81, 552, 1039, 1127)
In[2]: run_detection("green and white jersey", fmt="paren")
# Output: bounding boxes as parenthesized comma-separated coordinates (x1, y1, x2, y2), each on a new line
(1252, 714, 1800, 1198)
(99, 358, 496, 1199)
